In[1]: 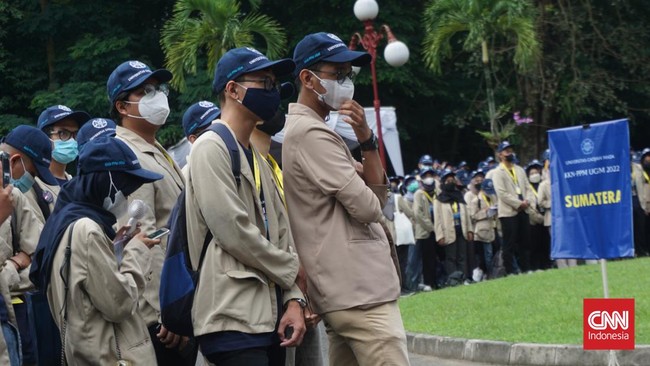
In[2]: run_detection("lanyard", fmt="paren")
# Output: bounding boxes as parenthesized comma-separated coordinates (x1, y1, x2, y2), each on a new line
(529, 183, 538, 198)
(252, 147, 261, 194)
(266, 154, 285, 205)
(423, 190, 435, 204)
(156, 144, 175, 167)
(451, 202, 458, 213)
(501, 163, 521, 195)
(644, 170, 650, 184)
(481, 192, 492, 206)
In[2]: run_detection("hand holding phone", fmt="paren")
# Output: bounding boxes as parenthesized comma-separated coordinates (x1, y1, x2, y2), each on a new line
(148, 228, 170, 240)
(1, 152, 11, 188)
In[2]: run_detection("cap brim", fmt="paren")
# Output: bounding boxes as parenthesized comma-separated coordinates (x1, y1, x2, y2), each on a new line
(68, 111, 91, 125)
(322, 50, 371, 66)
(125, 168, 164, 183)
(35, 164, 58, 186)
(123, 69, 173, 93)
(249, 58, 296, 78)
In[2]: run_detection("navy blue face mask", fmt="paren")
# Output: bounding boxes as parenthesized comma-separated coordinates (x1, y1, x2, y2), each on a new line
(237, 85, 280, 121)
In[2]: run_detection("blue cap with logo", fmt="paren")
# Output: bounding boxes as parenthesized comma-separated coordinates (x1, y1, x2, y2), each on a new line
(37, 105, 91, 131)
(419, 154, 434, 165)
(497, 140, 514, 152)
(3, 125, 58, 186)
(212, 47, 295, 94)
(481, 178, 496, 194)
(78, 137, 163, 182)
(471, 169, 485, 178)
(292, 32, 371, 76)
(182, 101, 221, 137)
(440, 169, 455, 180)
(419, 167, 436, 177)
(107, 60, 173, 104)
(77, 118, 117, 149)
(526, 159, 543, 171)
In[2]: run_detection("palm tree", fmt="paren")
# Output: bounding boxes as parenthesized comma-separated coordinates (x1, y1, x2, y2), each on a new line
(421, 0, 540, 147)
(161, 0, 286, 92)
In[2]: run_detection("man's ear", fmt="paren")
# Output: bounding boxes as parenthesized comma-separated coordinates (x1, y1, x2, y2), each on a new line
(299, 69, 315, 90)
(225, 81, 240, 102)
(115, 100, 129, 117)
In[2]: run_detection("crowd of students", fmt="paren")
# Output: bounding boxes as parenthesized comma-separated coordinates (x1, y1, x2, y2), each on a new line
(0, 31, 412, 366)
(382, 145, 650, 295)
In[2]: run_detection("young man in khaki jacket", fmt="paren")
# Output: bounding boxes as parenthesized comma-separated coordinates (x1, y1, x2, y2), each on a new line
(491, 141, 531, 274)
(283, 32, 409, 366)
(107, 60, 189, 363)
(469, 179, 499, 279)
(413, 168, 438, 291)
(186, 47, 305, 365)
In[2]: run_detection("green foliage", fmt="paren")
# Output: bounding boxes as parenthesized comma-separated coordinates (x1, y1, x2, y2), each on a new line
(400, 258, 650, 344)
(0, 114, 31, 137)
(30, 81, 107, 117)
(161, 0, 286, 92)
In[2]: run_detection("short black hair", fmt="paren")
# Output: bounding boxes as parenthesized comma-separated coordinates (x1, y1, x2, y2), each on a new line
(109, 91, 130, 125)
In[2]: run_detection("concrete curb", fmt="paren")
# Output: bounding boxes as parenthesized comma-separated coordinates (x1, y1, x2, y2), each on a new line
(407, 333, 650, 365)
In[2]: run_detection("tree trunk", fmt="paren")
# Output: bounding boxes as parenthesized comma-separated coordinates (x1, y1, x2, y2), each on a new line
(481, 40, 497, 142)
(39, 0, 55, 90)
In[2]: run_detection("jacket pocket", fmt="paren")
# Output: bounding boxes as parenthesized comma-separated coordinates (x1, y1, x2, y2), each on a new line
(225, 270, 268, 285)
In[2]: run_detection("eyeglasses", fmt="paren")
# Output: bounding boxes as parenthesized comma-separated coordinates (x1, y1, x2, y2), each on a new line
(310, 69, 357, 85)
(237, 77, 280, 92)
(142, 83, 170, 96)
(48, 129, 77, 141)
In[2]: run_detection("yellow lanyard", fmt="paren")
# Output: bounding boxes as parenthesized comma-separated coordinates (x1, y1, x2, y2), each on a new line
(529, 184, 538, 198)
(481, 192, 492, 206)
(423, 190, 435, 204)
(452, 202, 459, 213)
(266, 154, 285, 204)
(501, 163, 521, 195)
(156, 144, 175, 167)
(644, 170, 650, 184)
(252, 147, 261, 194)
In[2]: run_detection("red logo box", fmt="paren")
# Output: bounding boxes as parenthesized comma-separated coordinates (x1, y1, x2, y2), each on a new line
(583, 298, 634, 350)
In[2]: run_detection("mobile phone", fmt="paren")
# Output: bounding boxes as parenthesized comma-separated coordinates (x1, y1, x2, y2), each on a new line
(1, 152, 10, 188)
(147, 228, 170, 240)
(285, 326, 294, 340)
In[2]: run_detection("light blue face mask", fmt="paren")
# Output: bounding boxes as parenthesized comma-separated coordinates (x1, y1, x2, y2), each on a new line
(407, 181, 419, 193)
(10, 157, 36, 193)
(52, 139, 78, 164)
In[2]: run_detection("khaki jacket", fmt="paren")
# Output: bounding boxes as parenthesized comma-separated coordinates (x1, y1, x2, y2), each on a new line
(186, 122, 302, 336)
(538, 179, 552, 227)
(413, 190, 435, 239)
(469, 192, 497, 243)
(526, 184, 545, 225)
(282, 103, 399, 314)
(47, 218, 156, 365)
(492, 164, 531, 218)
(433, 200, 473, 245)
(633, 163, 650, 213)
(24, 177, 59, 224)
(0, 189, 42, 295)
(116, 126, 184, 325)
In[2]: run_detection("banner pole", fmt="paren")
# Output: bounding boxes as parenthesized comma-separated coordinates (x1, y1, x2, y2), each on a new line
(600, 259, 609, 299)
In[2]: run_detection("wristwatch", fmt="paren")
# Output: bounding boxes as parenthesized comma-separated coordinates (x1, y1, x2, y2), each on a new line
(359, 131, 378, 151)
(287, 298, 308, 309)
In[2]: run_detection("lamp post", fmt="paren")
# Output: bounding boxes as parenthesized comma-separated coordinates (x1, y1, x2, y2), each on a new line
(349, 0, 409, 169)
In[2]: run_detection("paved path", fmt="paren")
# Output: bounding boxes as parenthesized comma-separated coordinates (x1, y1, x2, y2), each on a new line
(409, 353, 499, 366)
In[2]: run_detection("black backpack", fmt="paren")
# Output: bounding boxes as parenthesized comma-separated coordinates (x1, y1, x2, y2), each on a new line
(159, 123, 240, 336)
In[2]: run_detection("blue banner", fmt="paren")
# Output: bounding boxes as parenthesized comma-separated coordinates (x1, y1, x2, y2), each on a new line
(549, 119, 634, 259)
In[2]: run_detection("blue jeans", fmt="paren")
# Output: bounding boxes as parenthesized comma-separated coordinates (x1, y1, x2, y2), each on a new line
(2, 322, 21, 366)
(404, 242, 422, 292)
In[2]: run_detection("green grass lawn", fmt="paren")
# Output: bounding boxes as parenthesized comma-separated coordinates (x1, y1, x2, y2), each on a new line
(399, 257, 650, 345)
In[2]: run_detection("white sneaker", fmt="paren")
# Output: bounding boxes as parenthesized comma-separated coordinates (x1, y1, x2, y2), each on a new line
(417, 284, 432, 292)
(472, 268, 484, 283)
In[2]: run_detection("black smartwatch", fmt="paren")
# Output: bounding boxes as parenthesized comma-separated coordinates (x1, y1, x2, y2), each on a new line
(359, 131, 378, 151)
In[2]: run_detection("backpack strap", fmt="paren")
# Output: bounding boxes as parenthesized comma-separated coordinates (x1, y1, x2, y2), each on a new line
(205, 123, 241, 187)
(9, 210, 19, 255)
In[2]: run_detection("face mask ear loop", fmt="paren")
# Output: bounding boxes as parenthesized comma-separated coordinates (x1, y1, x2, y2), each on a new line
(107, 171, 118, 204)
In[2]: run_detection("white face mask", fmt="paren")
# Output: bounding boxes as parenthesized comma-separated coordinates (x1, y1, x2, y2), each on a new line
(310, 71, 354, 110)
(529, 173, 541, 184)
(102, 172, 129, 218)
(126, 91, 170, 126)
(422, 177, 435, 186)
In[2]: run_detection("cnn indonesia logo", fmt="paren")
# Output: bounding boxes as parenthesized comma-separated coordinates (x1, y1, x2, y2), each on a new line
(583, 298, 635, 350)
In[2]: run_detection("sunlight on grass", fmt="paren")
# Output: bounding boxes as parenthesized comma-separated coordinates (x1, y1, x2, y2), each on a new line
(399, 258, 650, 344)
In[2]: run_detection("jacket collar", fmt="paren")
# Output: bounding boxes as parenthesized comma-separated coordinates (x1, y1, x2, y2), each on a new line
(287, 103, 327, 125)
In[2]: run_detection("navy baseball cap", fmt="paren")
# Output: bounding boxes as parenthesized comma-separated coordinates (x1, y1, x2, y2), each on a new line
(77, 118, 117, 149)
(212, 47, 295, 94)
(526, 159, 543, 171)
(3, 125, 57, 186)
(440, 169, 455, 180)
(293, 32, 371, 76)
(107, 60, 173, 104)
(182, 101, 221, 137)
(419, 154, 434, 165)
(419, 167, 436, 177)
(37, 105, 90, 131)
(78, 137, 163, 182)
(641, 148, 650, 159)
(481, 179, 495, 194)
(471, 169, 485, 178)
(497, 141, 514, 152)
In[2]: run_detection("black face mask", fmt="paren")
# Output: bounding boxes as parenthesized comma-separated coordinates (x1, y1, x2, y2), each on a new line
(474, 183, 482, 191)
(504, 154, 515, 163)
(241, 87, 280, 121)
(256, 109, 286, 136)
(442, 182, 456, 192)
